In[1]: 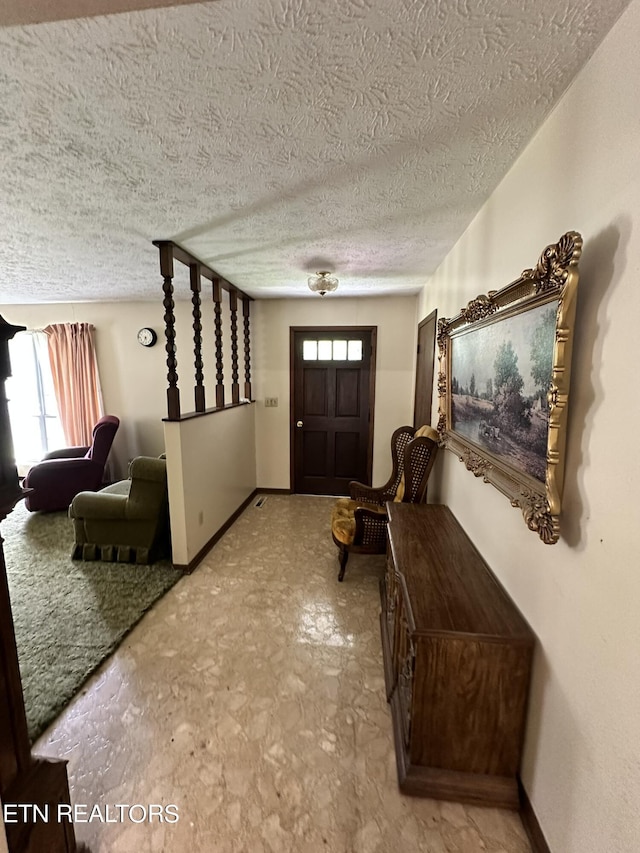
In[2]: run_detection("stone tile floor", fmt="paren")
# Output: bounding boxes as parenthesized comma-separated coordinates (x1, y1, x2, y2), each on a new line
(36, 495, 532, 852)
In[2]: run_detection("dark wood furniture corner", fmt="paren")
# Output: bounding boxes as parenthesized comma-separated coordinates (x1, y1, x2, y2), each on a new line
(380, 503, 534, 809)
(0, 315, 76, 852)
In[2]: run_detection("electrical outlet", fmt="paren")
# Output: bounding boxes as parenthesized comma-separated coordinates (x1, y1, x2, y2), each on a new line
(265, 397, 278, 407)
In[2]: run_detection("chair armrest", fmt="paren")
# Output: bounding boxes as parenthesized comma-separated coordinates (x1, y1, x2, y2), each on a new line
(24, 457, 97, 490)
(123, 494, 166, 521)
(44, 446, 89, 460)
(353, 504, 389, 547)
(70, 491, 128, 520)
(129, 456, 167, 483)
(349, 481, 393, 506)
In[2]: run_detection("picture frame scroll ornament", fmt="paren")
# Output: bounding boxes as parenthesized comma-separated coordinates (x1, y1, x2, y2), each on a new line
(436, 231, 582, 544)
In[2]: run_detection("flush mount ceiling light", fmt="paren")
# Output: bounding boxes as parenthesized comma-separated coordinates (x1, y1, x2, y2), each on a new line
(307, 270, 338, 296)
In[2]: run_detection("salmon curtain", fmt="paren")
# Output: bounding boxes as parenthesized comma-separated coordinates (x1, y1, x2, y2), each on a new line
(44, 323, 104, 447)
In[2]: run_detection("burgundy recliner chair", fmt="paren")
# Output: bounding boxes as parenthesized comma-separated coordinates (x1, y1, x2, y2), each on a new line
(23, 415, 120, 512)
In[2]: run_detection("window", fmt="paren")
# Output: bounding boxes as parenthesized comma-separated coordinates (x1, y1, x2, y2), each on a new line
(6, 331, 65, 474)
(301, 339, 363, 361)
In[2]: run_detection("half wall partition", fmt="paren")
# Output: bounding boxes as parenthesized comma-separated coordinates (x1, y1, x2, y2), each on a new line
(152, 242, 257, 571)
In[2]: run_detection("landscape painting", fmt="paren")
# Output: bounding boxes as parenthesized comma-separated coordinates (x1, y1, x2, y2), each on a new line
(450, 300, 559, 483)
(437, 231, 582, 543)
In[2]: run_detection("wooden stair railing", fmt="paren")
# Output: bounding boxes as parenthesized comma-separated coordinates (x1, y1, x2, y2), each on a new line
(153, 241, 253, 420)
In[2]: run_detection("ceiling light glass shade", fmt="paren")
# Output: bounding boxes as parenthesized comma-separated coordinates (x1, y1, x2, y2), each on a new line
(308, 271, 338, 296)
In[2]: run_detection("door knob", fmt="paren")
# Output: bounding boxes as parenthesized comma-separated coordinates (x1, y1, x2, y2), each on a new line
(296, 420, 303, 428)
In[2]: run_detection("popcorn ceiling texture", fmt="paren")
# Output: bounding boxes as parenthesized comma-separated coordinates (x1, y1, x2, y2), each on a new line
(0, 0, 630, 302)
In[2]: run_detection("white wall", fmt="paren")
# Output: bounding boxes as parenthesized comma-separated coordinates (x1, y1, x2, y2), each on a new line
(164, 403, 256, 565)
(253, 295, 419, 489)
(0, 299, 258, 566)
(0, 302, 170, 479)
(418, 4, 640, 851)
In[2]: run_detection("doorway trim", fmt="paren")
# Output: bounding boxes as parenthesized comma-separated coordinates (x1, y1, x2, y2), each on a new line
(289, 326, 377, 494)
(413, 309, 437, 429)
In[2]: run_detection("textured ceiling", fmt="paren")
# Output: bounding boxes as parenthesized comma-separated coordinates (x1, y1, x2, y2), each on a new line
(0, 0, 206, 28)
(0, 0, 631, 302)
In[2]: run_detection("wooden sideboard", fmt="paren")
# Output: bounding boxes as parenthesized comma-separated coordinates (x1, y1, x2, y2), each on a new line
(380, 503, 534, 809)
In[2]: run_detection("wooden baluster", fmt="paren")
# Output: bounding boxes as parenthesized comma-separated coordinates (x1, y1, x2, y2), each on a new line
(230, 290, 240, 404)
(190, 263, 205, 412)
(243, 297, 252, 401)
(213, 279, 225, 408)
(160, 243, 180, 420)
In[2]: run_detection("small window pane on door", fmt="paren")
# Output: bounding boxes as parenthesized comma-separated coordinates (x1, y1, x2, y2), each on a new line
(348, 340, 363, 361)
(332, 340, 347, 360)
(318, 340, 332, 360)
(303, 340, 318, 360)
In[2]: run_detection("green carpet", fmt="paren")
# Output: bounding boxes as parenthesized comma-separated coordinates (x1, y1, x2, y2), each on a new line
(3, 499, 182, 743)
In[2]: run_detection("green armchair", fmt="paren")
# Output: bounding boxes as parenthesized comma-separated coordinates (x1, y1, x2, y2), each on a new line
(69, 456, 169, 564)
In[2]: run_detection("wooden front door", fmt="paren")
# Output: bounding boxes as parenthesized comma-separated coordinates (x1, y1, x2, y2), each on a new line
(291, 327, 376, 495)
(413, 310, 437, 429)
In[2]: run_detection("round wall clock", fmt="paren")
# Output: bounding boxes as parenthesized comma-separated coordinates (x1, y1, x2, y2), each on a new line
(137, 327, 157, 347)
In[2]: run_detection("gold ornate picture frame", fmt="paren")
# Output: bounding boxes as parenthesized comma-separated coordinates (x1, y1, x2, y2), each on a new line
(437, 231, 582, 544)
